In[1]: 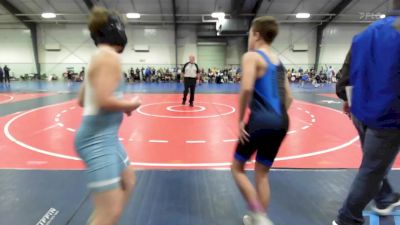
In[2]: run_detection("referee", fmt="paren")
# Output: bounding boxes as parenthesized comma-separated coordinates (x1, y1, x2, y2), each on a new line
(182, 55, 200, 107)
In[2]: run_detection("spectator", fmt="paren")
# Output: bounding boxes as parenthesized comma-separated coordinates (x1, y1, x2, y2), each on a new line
(286, 69, 291, 81)
(48, 74, 58, 81)
(123, 72, 129, 82)
(144, 67, 151, 82)
(141, 67, 145, 81)
(177, 67, 182, 83)
(79, 67, 85, 81)
(327, 66, 335, 83)
(235, 73, 241, 83)
(136, 68, 140, 81)
(216, 70, 222, 84)
(299, 70, 309, 87)
(84, 65, 246, 84)
(130, 67, 135, 82)
(0, 66, 3, 83)
(66, 69, 74, 84)
(4, 65, 10, 84)
(222, 70, 229, 83)
(313, 71, 322, 88)
(310, 68, 315, 78)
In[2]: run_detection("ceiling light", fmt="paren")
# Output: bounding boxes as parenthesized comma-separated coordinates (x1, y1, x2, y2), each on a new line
(41, 12, 56, 19)
(380, 14, 386, 19)
(296, 13, 311, 19)
(126, 13, 140, 19)
(211, 12, 225, 20)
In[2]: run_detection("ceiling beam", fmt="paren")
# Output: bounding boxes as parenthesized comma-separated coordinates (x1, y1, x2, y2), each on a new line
(73, 0, 87, 13)
(319, 0, 353, 30)
(241, 0, 263, 50)
(158, 0, 164, 22)
(172, 0, 177, 26)
(101, 0, 110, 9)
(249, 0, 264, 24)
(264, 0, 275, 14)
(83, 0, 95, 10)
(314, 0, 353, 71)
(30, 25, 41, 77)
(232, 0, 246, 16)
(340, 0, 361, 15)
(251, 0, 264, 16)
(44, 0, 68, 21)
(130, 0, 137, 11)
(286, 0, 304, 20)
(371, 0, 389, 13)
(0, 0, 40, 75)
(172, 0, 178, 67)
(317, 0, 335, 13)
(0, 0, 33, 28)
(1, 20, 377, 25)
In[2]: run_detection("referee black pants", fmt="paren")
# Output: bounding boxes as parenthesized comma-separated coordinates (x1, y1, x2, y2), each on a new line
(183, 77, 196, 104)
(4, 74, 10, 83)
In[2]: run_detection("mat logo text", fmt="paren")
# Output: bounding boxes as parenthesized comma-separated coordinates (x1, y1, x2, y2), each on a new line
(36, 207, 59, 225)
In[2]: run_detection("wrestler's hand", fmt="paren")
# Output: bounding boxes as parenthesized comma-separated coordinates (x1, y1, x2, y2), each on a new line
(239, 121, 250, 144)
(125, 96, 141, 116)
(130, 96, 142, 110)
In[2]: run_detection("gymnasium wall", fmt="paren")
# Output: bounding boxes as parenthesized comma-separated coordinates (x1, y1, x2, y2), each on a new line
(177, 25, 197, 65)
(319, 24, 367, 67)
(35, 23, 244, 76)
(0, 25, 35, 76)
(226, 37, 246, 67)
(273, 24, 317, 70)
(38, 24, 177, 75)
(275, 23, 368, 71)
(0, 22, 369, 77)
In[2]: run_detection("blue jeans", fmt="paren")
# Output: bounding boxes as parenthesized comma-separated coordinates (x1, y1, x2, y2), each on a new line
(337, 117, 400, 225)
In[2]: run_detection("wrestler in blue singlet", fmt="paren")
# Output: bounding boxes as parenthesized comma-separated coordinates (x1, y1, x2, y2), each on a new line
(234, 50, 289, 166)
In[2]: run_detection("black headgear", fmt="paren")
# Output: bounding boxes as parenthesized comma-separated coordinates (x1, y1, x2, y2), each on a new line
(90, 14, 127, 53)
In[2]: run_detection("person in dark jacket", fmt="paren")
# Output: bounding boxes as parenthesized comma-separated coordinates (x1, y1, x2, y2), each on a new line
(333, 2, 400, 225)
(129, 67, 134, 82)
